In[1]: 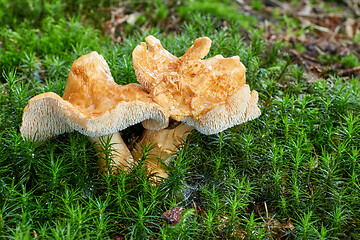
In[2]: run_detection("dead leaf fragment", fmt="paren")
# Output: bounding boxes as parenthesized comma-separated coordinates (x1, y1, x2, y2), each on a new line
(163, 206, 183, 225)
(127, 13, 140, 25)
(346, 18, 356, 38)
(304, 66, 323, 83)
(268, 218, 295, 238)
(110, 234, 124, 240)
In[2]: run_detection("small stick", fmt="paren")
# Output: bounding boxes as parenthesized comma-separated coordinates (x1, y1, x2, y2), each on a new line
(339, 66, 360, 76)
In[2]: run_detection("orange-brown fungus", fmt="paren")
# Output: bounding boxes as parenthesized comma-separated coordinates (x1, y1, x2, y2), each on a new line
(20, 51, 169, 142)
(63, 52, 162, 117)
(133, 35, 247, 121)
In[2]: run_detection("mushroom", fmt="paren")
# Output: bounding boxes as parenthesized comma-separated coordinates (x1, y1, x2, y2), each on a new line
(21, 51, 169, 173)
(132, 35, 261, 178)
(132, 122, 194, 179)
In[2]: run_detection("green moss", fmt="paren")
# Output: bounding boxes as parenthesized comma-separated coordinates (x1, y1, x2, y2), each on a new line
(178, 1, 258, 29)
(340, 54, 360, 68)
(250, 0, 263, 10)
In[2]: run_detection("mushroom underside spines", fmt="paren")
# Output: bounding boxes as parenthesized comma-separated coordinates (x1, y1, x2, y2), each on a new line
(21, 92, 169, 142)
(182, 85, 261, 135)
(21, 94, 73, 142)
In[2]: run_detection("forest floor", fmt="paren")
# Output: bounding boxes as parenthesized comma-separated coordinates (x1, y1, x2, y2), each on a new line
(1, 0, 360, 239)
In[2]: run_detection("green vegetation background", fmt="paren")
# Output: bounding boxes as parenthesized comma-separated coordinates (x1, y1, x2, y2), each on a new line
(1, 0, 360, 239)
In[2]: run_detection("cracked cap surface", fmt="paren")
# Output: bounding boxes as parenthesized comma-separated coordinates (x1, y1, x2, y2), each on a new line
(133, 36, 261, 134)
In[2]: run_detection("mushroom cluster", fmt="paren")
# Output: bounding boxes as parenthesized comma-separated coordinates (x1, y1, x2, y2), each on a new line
(21, 36, 261, 179)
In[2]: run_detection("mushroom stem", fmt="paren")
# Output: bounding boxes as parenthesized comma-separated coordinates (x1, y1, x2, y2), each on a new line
(132, 123, 194, 180)
(89, 132, 134, 174)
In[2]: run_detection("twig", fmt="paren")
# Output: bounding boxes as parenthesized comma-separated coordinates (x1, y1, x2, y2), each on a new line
(339, 66, 360, 76)
(302, 54, 320, 63)
(289, 49, 308, 66)
(314, 46, 326, 55)
(329, 25, 341, 42)
(264, 0, 290, 10)
(265, 202, 269, 220)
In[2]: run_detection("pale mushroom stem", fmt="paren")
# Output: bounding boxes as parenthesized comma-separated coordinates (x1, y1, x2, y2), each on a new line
(89, 132, 134, 174)
(132, 123, 194, 180)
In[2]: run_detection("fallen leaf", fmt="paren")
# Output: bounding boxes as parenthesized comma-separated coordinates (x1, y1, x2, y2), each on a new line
(127, 13, 140, 25)
(304, 66, 323, 83)
(110, 234, 124, 240)
(163, 206, 183, 225)
(346, 18, 356, 38)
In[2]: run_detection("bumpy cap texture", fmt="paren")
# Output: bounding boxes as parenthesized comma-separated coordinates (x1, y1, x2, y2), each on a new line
(132, 35, 261, 134)
(21, 51, 169, 142)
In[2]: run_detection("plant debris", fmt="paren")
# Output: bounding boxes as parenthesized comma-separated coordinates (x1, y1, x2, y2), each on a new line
(163, 206, 183, 225)
(110, 234, 125, 240)
(235, 0, 360, 80)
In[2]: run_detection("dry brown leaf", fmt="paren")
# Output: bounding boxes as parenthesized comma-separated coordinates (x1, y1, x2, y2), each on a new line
(163, 207, 183, 225)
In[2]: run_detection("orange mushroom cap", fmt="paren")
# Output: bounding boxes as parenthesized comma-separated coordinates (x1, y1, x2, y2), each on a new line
(21, 51, 169, 142)
(132, 36, 261, 134)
